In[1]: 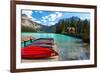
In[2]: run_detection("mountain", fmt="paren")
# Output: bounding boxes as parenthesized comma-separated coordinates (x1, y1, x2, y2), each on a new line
(21, 14, 56, 33)
(21, 14, 43, 32)
(21, 15, 89, 34)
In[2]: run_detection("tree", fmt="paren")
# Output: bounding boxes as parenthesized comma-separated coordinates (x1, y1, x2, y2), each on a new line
(81, 19, 90, 42)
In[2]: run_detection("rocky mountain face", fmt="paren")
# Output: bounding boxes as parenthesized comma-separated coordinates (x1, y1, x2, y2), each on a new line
(21, 14, 42, 32)
(21, 14, 56, 33)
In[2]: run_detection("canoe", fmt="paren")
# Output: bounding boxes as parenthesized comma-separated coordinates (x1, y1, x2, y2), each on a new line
(21, 45, 58, 59)
(32, 42, 54, 45)
(32, 44, 53, 48)
(32, 38, 54, 44)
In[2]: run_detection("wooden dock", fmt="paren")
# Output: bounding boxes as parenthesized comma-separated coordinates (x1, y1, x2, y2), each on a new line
(21, 36, 35, 42)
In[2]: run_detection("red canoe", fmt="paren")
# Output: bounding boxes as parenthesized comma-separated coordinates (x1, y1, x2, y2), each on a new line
(32, 42, 54, 45)
(21, 45, 58, 59)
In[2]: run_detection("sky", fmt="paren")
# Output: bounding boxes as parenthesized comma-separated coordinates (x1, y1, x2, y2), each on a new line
(21, 9, 90, 26)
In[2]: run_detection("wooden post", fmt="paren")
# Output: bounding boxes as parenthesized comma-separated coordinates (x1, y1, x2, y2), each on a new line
(24, 41, 26, 47)
(30, 36, 33, 43)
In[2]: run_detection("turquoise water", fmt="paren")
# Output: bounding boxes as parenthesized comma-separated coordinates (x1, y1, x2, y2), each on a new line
(21, 32, 90, 60)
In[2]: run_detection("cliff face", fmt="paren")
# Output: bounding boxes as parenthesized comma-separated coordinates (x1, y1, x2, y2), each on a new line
(21, 14, 42, 32)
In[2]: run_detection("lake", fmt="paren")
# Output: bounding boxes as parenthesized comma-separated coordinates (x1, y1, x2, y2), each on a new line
(21, 32, 90, 61)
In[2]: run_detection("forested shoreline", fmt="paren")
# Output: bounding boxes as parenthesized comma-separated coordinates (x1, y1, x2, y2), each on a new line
(55, 16, 90, 43)
(21, 16, 90, 43)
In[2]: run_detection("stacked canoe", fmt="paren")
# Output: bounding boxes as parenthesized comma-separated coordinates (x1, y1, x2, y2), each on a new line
(21, 38, 58, 59)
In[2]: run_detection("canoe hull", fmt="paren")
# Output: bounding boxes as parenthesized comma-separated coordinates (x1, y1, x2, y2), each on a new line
(21, 45, 58, 59)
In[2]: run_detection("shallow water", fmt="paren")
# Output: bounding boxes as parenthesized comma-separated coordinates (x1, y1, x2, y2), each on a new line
(21, 32, 90, 61)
